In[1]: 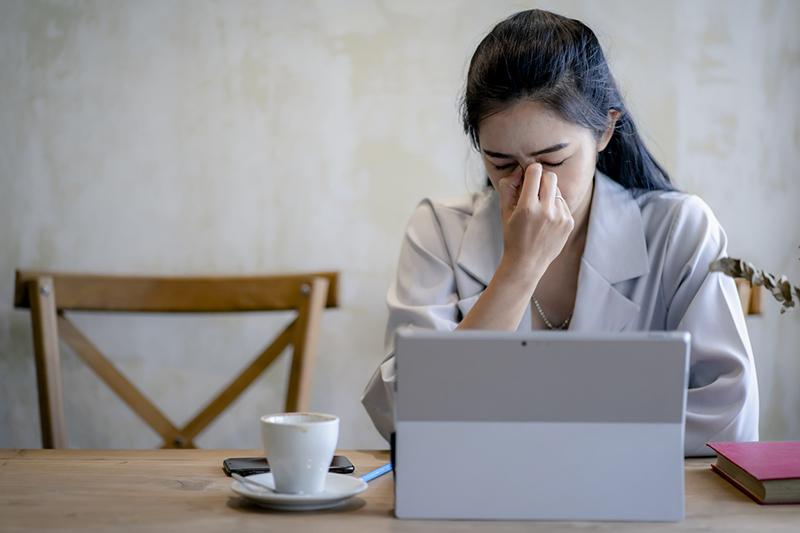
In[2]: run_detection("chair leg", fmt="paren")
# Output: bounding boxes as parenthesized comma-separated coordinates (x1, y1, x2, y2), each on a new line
(285, 277, 329, 412)
(28, 277, 67, 448)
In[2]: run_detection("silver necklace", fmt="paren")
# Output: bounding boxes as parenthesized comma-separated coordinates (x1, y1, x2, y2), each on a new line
(532, 297, 571, 330)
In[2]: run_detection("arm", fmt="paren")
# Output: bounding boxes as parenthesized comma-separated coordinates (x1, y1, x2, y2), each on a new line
(360, 198, 461, 442)
(361, 163, 574, 441)
(458, 163, 573, 331)
(456, 257, 542, 330)
(662, 196, 760, 456)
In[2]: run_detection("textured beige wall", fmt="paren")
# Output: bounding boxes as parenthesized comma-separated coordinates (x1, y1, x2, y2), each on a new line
(1, 0, 798, 449)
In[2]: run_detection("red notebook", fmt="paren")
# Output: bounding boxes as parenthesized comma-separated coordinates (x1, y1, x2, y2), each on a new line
(707, 441, 800, 504)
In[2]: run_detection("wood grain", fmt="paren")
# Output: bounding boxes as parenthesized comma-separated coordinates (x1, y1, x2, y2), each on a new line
(57, 314, 187, 447)
(14, 271, 339, 312)
(179, 320, 296, 443)
(734, 278, 763, 316)
(0, 449, 798, 532)
(27, 277, 66, 449)
(13, 270, 338, 448)
(285, 277, 329, 412)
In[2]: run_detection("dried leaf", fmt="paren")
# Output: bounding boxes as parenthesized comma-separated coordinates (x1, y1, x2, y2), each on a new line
(709, 257, 800, 313)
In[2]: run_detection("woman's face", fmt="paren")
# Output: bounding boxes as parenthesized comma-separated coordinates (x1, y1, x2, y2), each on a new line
(478, 99, 612, 218)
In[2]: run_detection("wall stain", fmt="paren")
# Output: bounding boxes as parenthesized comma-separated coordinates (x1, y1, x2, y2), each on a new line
(2, 0, 799, 450)
(22, 0, 86, 73)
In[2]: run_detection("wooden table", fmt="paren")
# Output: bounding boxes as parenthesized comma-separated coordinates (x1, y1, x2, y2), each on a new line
(0, 449, 798, 532)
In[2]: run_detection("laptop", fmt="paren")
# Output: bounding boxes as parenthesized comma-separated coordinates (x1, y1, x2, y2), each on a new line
(393, 328, 690, 521)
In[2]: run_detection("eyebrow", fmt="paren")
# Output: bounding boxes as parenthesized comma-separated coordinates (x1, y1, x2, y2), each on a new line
(482, 143, 570, 159)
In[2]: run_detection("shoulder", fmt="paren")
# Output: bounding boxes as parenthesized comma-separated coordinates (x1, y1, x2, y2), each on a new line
(632, 188, 729, 300)
(405, 188, 493, 242)
(634, 188, 726, 249)
(411, 189, 491, 220)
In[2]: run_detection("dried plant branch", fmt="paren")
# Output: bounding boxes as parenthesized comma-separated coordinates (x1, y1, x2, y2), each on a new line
(709, 257, 800, 313)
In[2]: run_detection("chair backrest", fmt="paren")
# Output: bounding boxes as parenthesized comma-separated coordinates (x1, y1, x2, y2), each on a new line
(14, 270, 338, 449)
(734, 278, 762, 316)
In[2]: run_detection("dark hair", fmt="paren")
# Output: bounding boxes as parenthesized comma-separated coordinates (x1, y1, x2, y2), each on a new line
(462, 9, 674, 193)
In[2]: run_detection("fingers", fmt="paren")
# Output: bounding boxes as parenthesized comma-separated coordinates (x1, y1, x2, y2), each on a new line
(496, 166, 524, 216)
(539, 170, 572, 216)
(496, 166, 523, 197)
(554, 185, 571, 213)
(504, 164, 570, 217)
(539, 170, 558, 207)
(518, 163, 543, 212)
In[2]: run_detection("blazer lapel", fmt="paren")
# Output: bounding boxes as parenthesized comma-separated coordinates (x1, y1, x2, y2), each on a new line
(453, 171, 649, 333)
(455, 190, 536, 329)
(455, 189, 503, 287)
(570, 171, 649, 332)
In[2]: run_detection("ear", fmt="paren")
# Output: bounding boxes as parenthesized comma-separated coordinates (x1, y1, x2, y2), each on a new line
(597, 109, 621, 152)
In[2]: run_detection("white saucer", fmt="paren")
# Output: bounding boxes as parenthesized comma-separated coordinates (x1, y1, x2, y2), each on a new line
(231, 472, 368, 511)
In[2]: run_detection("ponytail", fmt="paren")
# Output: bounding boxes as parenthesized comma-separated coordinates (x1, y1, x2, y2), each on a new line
(597, 112, 674, 193)
(464, 9, 675, 194)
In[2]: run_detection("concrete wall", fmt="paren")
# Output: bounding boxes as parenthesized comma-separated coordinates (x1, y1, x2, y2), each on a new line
(1, 0, 798, 450)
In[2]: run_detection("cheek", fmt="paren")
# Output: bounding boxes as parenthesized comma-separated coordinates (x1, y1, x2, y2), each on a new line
(553, 160, 593, 200)
(483, 166, 499, 189)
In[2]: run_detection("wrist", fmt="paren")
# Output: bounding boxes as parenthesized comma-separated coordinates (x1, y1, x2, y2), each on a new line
(496, 254, 543, 295)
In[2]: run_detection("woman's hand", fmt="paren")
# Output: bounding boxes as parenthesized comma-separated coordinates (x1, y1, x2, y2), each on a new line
(456, 162, 574, 331)
(496, 163, 575, 283)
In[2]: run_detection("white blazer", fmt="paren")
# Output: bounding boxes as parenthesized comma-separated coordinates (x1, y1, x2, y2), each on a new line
(361, 170, 759, 456)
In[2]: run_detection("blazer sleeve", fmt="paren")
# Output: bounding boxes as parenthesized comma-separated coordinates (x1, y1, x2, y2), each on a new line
(662, 196, 760, 456)
(360, 199, 461, 442)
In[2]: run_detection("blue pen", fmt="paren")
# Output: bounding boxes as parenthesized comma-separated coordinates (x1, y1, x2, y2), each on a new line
(359, 462, 393, 483)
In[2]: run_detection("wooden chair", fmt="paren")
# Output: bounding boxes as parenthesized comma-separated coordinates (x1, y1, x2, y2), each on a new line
(735, 278, 762, 316)
(14, 270, 338, 449)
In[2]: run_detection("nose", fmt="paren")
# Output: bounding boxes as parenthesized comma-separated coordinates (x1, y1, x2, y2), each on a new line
(520, 159, 542, 173)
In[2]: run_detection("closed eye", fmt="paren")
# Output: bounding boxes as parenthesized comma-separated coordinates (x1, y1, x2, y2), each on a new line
(492, 159, 567, 171)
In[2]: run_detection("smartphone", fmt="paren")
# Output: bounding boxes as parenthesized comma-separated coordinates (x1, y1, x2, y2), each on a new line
(222, 455, 355, 476)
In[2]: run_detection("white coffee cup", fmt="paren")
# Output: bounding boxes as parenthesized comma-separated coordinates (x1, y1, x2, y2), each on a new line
(260, 412, 339, 494)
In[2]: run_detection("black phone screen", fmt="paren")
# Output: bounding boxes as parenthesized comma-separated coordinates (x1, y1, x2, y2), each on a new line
(222, 455, 355, 476)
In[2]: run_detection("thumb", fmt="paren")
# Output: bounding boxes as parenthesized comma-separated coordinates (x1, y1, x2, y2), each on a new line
(496, 168, 523, 217)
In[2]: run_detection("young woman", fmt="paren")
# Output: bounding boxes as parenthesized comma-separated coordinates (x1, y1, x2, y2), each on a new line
(361, 9, 758, 456)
